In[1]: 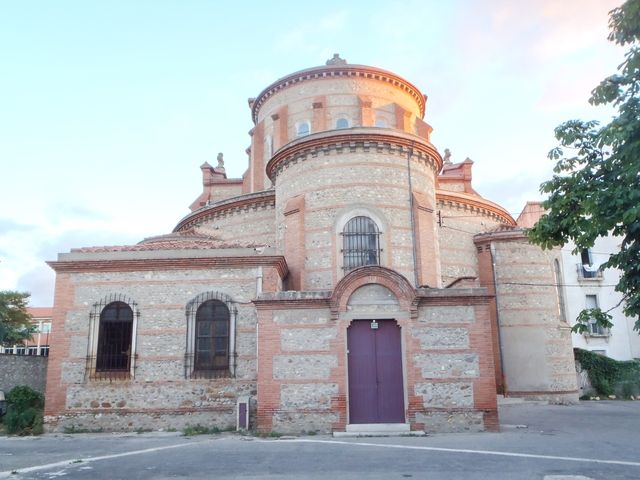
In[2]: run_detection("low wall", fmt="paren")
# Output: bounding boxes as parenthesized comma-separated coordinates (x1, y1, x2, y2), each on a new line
(0, 354, 48, 394)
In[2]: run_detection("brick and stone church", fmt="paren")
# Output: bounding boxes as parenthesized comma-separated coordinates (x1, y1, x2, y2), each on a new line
(44, 55, 578, 434)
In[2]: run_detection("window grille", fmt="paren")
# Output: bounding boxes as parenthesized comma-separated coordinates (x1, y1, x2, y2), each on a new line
(185, 291, 237, 379)
(86, 294, 139, 381)
(341, 216, 381, 271)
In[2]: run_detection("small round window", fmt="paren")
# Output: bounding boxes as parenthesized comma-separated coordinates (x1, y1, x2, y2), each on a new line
(336, 118, 349, 129)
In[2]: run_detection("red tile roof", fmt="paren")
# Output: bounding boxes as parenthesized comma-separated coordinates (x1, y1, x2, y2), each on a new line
(70, 232, 269, 253)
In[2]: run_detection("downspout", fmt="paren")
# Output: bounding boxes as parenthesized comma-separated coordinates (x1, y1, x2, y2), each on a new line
(406, 144, 419, 287)
(490, 243, 507, 395)
(255, 266, 263, 383)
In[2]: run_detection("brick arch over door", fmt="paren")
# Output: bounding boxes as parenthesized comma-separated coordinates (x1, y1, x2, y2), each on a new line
(330, 266, 417, 319)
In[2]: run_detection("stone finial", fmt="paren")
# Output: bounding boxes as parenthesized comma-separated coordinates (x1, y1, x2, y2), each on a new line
(326, 53, 347, 66)
(216, 152, 225, 169)
(443, 148, 452, 164)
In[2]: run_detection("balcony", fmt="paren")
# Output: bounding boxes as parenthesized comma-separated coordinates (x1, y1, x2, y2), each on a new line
(576, 263, 603, 281)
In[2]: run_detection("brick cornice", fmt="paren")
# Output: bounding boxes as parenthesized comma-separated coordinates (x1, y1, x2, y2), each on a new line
(47, 255, 289, 277)
(174, 190, 275, 232)
(473, 228, 530, 244)
(436, 190, 516, 226)
(252, 64, 426, 123)
(266, 129, 443, 181)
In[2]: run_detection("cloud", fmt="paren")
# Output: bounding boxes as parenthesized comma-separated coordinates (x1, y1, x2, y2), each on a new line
(16, 265, 55, 307)
(0, 217, 36, 232)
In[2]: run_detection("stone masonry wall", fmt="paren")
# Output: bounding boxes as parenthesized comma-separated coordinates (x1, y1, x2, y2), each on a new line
(194, 204, 276, 246)
(256, 284, 497, 434)
(408, 297, 498, 433)
(274, 147, 438, 291)
(44, 264, 275, 432)
(0, 354, 48, 394)
(486, 237, 578, 402)
(437, 204, 504, 287)
(256, 306, 340, 434)
(256, 77, 422, 144)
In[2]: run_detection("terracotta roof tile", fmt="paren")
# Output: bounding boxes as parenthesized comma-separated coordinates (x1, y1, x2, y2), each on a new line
(70, 232, 269, 253)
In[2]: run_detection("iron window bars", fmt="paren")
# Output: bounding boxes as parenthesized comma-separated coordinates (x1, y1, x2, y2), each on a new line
(342, 216, 381, 271)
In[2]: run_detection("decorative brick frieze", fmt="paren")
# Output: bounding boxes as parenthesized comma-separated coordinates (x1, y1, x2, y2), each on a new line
(251, 64, 426, 123)
(267, 129, 442, 181)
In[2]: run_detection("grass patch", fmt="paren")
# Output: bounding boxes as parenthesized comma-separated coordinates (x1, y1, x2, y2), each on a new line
(182, 424, 229, 436)
(63, 425, 104, 434)
(256, 431, 283, 438)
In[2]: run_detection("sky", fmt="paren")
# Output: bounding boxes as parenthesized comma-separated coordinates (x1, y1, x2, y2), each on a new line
(0, 0, 625, 307)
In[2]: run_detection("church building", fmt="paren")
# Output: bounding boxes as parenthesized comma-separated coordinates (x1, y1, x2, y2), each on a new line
(44, 55, 578, 434)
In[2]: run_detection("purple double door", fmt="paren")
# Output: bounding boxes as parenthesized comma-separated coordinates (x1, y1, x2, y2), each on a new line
(347, 319, 405, 424)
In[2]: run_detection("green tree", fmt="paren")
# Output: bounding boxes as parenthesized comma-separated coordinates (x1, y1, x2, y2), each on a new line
(529, 0, 640, 333)
(0, 291, 34, 346)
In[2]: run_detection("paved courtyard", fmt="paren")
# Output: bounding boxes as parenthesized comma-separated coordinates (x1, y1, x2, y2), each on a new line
(1, 401, 639, 479)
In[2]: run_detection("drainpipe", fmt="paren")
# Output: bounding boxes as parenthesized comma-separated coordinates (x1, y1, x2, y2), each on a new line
(490, 243, 507, 395)
(406, 145, 419, 287)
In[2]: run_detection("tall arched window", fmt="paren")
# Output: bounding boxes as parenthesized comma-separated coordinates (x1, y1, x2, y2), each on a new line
(554, 259, 568, 323)
(194, 299, 230, 376)
(342, 216, 381, 271)
(96, 301, 134, 375)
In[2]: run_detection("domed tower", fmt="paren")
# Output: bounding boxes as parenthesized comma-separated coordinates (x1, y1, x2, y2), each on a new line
(250, 54, 443, 291)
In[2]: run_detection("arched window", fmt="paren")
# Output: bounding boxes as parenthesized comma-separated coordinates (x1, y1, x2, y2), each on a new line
(554, 259, 567, 323)
(296, 121, 310, 137)
(96, 301, 134, 375)
(342, 216, 381, 271)
(194, 300, 230, 374)
(336, 118, 349, 129)
(264, 135, 273, 159)
(374, 117, 388, 128)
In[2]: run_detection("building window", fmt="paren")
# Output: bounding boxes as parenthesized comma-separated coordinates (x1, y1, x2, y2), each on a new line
(578, 248, 601, 279)
(86, 295, 139, 380)
(554, 259, 567, 323)
(185, 291, 237, 379)
(374, 117, 389, 128)
(296, 121, 310, 137)
(195, 300, 230, 373)
(585, 294, 606, 336)
(336, 118, 349, 129)
(265, 135, 273, 159)
(342, 216, 381, 271)
(96, 302, 134, 374)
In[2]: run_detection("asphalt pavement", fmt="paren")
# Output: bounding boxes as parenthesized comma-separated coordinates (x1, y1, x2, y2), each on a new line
(1, 400, 639, 480)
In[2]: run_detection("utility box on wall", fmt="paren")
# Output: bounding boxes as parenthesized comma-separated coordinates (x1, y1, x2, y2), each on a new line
(237, 396, 249, 431)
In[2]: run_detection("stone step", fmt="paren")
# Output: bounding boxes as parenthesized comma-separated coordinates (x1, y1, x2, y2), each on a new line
(333, 423, 425, 437)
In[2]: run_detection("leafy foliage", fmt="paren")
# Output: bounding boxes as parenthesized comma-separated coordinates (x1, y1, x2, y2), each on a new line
(528, 0, 640, 332)
(0, 291, 34, 346)
(575, 348, 640, 397)
(3, 386, 44, 435)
